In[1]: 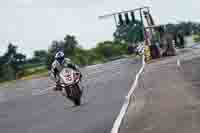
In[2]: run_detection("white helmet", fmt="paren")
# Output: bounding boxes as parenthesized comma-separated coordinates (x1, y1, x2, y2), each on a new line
(55, 51, 65, 64)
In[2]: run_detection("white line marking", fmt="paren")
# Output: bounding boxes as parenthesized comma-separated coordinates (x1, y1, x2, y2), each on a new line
(32, 66, 122, 96)
(177, 58, 181, 67)
(85, 63, 103, 69)
(111, 55, 146, 133)
(32, 86, 53, 96)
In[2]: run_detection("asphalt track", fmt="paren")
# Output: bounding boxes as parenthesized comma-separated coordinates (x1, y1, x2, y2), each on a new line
(120, 47, 200, 133)
(0, 57, 142, 133)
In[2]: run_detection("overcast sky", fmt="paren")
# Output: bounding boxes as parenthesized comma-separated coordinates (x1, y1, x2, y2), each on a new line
(0, 0, 199, 57)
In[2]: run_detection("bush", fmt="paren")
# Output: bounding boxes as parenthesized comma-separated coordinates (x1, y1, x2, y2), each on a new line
(194, 33, 200, 43)
(0, 64, 16, 82)
(16, 66, 47, 78)
(94, 41, 128, 58)
(45, 40, 130, 70)
(71, 48, 105, 66)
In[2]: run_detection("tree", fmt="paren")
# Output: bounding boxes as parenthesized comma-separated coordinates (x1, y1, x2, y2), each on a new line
(165, 22, 200, 37)
(6, 43, 17, 56)
(33, 50, 48, 63)
(94, 41, 128, 59)
(0, 43, 26, 81)
(0, 64, 16, 81)
(48, 35, 78, 57)
(34, 50, 48, 58)
(15, 53, 26, 63)
(63, 35, 78, 56)
(46, 40, 64, 69)
(192, 23, 200, 34)
(4, 43, 26, 74)
(46, 35, 79, 69)
(113, 20, 144, 44)
(165, 24, 178, 34)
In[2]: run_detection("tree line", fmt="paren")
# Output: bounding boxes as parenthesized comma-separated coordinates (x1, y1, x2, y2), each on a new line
(1, 21, 200, 82)
(0, 35, 128, 82)
(114, 21, 200, 50)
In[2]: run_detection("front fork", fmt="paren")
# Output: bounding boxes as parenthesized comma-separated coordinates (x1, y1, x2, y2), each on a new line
(65, 83, 81, 98)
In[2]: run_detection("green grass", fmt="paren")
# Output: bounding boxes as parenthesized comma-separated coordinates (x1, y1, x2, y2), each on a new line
(13, 65, 49, 81)
(0, 70, 49, 85)
(0, 79, 17, 86)
(0, 54, 137, 84)
(22, 63, 45, 69)
(20, 71, 48, 80)
(27, 66, 46, 72)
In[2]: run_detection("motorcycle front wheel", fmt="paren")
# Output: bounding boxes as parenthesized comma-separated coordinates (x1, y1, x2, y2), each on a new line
(65, 84, 82, 106)
(73, 84, 82, 106)
(74, 98, 81, 106)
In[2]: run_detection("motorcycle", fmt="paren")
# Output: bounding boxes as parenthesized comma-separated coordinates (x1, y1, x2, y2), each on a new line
(58, 68, 82, 106)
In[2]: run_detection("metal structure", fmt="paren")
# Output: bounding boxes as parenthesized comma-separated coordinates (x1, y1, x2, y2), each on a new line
(99, 6, 150, 24)
(99, 6, 176, 60)
(99, 6, 153, 42)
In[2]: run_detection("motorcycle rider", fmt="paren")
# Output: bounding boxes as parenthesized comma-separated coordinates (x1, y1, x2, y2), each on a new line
(51, 51, 82, 91)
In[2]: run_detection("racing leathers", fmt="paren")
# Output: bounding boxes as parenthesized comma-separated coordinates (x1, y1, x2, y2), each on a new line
(51, 58, 82, 89)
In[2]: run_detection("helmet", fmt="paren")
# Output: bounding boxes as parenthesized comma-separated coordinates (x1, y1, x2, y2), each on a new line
(55, 51, 65, 64)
